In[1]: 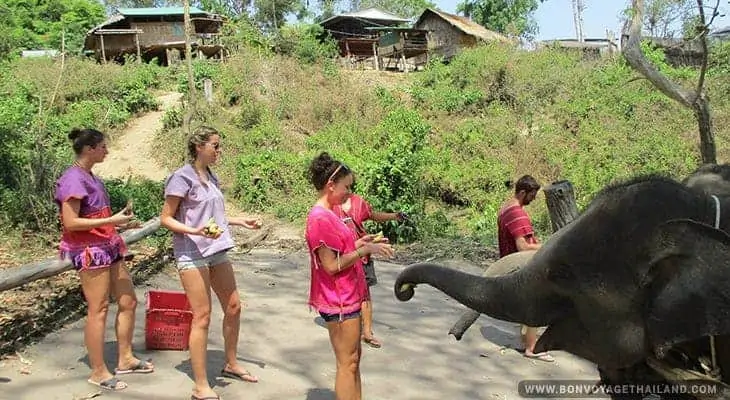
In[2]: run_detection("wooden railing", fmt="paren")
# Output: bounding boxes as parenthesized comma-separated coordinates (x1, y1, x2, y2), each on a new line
(0, 218, 162, 293)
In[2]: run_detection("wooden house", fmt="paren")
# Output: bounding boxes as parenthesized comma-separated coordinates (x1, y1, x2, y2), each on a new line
(539, 38, 618, 59)
(367, 27, 429, 72)
(413, 8, 510, 61)
(319, 7, 410, 68)
(83, 7, 225, 65)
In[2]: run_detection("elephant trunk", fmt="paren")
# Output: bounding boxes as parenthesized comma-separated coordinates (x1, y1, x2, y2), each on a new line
(394, 263, 558, 327)
(448, 309, 481, 340)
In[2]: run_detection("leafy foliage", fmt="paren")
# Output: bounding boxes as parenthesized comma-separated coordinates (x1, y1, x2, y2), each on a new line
(456, 0, 545, 39)
(0, 0, 106, 59)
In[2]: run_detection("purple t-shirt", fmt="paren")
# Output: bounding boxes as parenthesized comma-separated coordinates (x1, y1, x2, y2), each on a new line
(164, 164, 234, 261)
(54, 166, 127, 270)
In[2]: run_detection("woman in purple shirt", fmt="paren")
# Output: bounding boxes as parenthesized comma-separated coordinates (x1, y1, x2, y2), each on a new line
(55, 128, 153, 392)
(161, 125, 262, 400)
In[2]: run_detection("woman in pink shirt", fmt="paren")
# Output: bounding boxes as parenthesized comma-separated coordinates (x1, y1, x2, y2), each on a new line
(305, 152, 393, 400)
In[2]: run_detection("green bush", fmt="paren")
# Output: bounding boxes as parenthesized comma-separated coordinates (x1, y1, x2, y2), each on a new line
(104, 177, 165, 223)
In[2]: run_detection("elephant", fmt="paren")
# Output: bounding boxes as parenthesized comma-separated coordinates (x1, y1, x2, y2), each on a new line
(394, 173, 730, 396)
(449, 163, 730, 342)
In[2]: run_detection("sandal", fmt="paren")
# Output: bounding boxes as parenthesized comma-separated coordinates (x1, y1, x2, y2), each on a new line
(221, 367, 259, 383)
(87, 376, 128, 391)
(362, 335, 382, 349)
(115, 359, 154, 375)
(524, 352, 555, 362)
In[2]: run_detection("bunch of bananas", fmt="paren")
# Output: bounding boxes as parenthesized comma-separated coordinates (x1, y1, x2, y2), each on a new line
(204, 217, 223, 236)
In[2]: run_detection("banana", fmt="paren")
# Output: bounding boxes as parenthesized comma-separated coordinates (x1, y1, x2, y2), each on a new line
(204, 217, 223, 236)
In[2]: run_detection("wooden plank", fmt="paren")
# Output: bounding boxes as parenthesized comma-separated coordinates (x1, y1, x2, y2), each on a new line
(100, 34, 106, 64)
(0, 218, 162, 293)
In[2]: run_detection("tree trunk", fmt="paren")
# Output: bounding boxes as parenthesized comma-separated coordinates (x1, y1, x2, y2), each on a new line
(623, 0, 717, 165)
(182, 0, 196, 135)
(543, 180, 580, 233)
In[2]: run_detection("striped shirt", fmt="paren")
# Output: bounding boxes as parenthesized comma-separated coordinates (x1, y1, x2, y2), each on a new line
(497, 203, 537, 257)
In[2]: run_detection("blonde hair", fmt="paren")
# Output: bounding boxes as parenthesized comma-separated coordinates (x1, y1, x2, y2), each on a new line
(187, 125, 219, 161)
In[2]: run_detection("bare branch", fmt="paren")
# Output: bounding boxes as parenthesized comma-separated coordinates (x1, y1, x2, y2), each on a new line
(623, 0, 695, 107)
(695, 0, 710, 97)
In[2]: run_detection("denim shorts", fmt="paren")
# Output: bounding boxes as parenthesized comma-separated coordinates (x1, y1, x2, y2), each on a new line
(176, 250, 230, 271)
(319, 309, 361, 323)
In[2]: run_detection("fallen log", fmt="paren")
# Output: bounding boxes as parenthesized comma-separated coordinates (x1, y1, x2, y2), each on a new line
(0, 218, 161, 293)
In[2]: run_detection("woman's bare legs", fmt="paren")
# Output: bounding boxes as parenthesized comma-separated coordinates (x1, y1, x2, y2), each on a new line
(179, 267, 217, 398)
(327, 316, 362, 400)
(109, 260, 151, 372)
(210, 261, 257, 382)
(80, 267, 127, 390)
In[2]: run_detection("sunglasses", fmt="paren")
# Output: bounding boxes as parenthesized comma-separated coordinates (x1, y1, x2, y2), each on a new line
(206, 142, 221, 151)
(328, 163, 350, 182)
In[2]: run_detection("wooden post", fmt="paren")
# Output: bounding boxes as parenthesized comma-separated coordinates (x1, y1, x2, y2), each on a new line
(204, 78, 213, 103)
(99, 34, 106, 64)
(543, 180, 580, 233)
(448, 180, 580, 340)
(135, 32, 141, 63)
(372, 42, 379, 71)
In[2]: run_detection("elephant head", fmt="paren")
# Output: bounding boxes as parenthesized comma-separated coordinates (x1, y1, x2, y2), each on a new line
(395, 175, 730, 370)
(683, 163, 730, 197)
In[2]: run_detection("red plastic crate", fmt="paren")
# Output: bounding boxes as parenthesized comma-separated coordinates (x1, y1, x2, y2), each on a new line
(145, 290, 193, 351)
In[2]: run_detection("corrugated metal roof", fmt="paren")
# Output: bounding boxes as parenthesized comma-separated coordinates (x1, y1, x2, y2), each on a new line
(415, 8, 510, 43)
(116, 7, 207, 16)
(320, 7, 410, 26)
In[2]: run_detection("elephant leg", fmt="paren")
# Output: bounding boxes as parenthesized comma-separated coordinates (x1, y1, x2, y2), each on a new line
(448, 309, 481, 341)
(599, 362, 695, 400)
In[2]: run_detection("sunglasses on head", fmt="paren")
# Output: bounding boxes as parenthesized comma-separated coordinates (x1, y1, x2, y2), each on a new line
(328, 163, 349, 182)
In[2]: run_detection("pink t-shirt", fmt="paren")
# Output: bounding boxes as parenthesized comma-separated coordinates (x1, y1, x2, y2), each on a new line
(305, 205, 367, 316)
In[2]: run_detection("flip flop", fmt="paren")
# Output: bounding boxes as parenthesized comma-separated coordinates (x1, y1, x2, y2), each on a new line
(115, 359, 154, 375)
(88, 376, 128, 391)
(362, 336, 382, 348)
(191, 395, 220, 400)
(524, 352, 555, 362)
(221, 368, 259, 383)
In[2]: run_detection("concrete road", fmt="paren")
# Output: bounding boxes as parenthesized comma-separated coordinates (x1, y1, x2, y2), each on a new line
(0, 249, 598, 400)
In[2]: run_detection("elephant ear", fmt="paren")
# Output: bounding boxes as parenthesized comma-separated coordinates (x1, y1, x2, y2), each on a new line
(645, 218, 730, 357)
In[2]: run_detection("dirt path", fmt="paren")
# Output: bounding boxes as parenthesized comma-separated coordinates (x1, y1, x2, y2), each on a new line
(94, 92, 183, 181)
(0, 248, 599, 400)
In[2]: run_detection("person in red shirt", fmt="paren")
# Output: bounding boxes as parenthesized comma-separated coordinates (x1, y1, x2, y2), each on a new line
(333, 187, 407, 349)
(497, 174, 554, 362)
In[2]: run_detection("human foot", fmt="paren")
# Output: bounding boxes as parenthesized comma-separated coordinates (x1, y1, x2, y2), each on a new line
(88, 375, 128, 391)
(221, 363, 258, 383)
(191, 388, 219, 400)
(362, 334, 382, 348)
(115, 358, 154, 374)
(524, 351, 554, 362)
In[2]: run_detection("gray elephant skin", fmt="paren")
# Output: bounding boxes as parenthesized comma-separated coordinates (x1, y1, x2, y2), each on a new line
(394, 171, 730, 389)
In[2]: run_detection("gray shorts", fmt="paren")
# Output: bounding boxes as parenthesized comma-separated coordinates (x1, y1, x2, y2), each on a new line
(176, 250, 230, 271)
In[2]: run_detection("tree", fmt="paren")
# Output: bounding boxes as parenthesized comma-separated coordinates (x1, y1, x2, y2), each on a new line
(196, 0, 252, 18)
(623, 0, 720, 164)
(358, 0, 434, 20)
(456, 0, 546, 40)
(252, 0, 303, 31)
(0, 0, 106, 58)
(642, 0, 695, 38)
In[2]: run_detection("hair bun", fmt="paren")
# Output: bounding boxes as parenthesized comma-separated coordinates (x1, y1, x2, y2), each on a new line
(68, 128, 82, 140)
